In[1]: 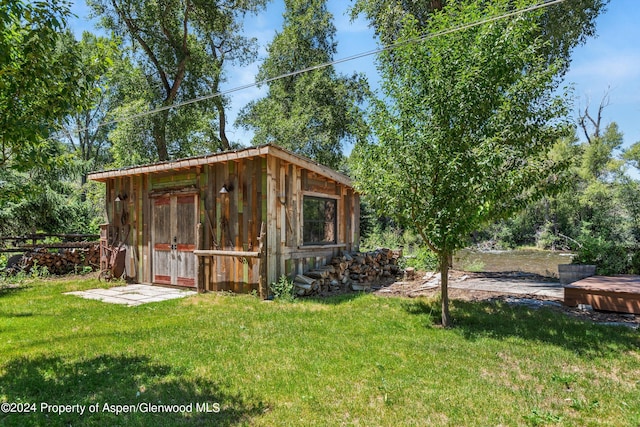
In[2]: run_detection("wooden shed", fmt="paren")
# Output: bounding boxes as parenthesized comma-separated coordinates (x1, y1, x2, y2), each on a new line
(88, 144, 360, 296)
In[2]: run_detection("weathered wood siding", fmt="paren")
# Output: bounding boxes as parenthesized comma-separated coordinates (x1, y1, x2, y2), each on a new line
(98, 148, 359, 295)
(264, 158, 359, 284)
(201, 157, 265, 293)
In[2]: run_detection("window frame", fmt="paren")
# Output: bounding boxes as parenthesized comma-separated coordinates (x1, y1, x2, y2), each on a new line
(302, 195, 338, 246)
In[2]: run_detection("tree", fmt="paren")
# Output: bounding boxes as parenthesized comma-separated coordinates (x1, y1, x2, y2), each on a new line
(0, 139, 98, 236)
(89, 0, 267, 162)
(236, 0, 369, 169)
(351, 1, 579, 327)
(351, 0, 607, 76)
(0, 0, 78, 171)
(575, 100, 627, 244)
(57, 32, 122, 187)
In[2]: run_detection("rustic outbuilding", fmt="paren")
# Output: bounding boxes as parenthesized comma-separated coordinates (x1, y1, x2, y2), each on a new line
(88, 144, 360, 297)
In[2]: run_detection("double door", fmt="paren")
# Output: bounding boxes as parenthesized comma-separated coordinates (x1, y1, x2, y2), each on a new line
(152, 194, 197, 287)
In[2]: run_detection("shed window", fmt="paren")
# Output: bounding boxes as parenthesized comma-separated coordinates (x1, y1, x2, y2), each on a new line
(303, 196, 337, 244)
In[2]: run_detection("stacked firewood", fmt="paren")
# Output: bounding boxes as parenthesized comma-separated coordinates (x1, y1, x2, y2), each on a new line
(294, 248, 402, 296)
(20, 244, 100, 275)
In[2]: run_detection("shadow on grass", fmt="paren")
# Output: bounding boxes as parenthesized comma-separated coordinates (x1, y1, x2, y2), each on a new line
(0, 283, 29, 298)
(0, 354, 266, 426)
(305, 292, 368, 305)
(403, 298, 640, 358)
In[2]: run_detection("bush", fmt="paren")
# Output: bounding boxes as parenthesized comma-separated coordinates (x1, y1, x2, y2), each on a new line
(404, 246, 439, 271)
(572, 235, 631, 275)
(269, 275, 295, 301)
(360, 225, 423, 253)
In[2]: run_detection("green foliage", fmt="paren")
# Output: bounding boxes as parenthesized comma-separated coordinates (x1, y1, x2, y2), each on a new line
(0, 142, 102, 236)
(0, 0, 79, 172)
(572, 234, 632, 275)
(29, 260, 50, 280)
(351, 0, 608, 77)
(535, 221, 563, 250)
(89, 0, 267, 161)
(352, 1, 582, 325)
(270, 275, 296, 301)
(237, 0, 369, 169)
(353, 1, 570, 255)
(622, 139, 640, 171)
(477, 118, 640, 253)
(56, 32, 122, 173)
(358, 210, 437, 271)
(404, 247, 439, 271)
(523, 408, 563, 426)
(74, 265, 95, 276)
(360, 225, 419, 251)
(578, 123, 624, 181)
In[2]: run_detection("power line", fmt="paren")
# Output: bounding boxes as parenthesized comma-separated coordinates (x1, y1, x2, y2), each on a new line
(74, 0, 567, 135)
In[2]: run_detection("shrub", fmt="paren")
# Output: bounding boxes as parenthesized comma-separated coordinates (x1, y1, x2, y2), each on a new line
(404, 246, 439, 271)
(572, 235, 630, 275)
(269, 275, 295, 301)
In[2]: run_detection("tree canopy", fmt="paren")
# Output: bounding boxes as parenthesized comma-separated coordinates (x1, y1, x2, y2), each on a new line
(351, 0, 607, 76)
(56, 31, 122, 186)
(236, 0, 369, 169)
(351, 0, 590, 326)
(89, 0, 267, 162)
(0, 0, 78, 171)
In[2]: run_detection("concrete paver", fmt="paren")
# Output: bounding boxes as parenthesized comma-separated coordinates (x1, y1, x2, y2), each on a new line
(450, 277, 563, 299)
(65, 284, 197, 306)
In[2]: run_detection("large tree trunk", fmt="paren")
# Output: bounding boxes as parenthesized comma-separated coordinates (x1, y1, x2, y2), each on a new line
(440, 250, 451, 327)
(213, 96, 231, 151)
(153, 110, 170, 161)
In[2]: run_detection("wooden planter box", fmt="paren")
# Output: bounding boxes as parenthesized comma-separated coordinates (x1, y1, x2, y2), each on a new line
(564, 275, 640, 314)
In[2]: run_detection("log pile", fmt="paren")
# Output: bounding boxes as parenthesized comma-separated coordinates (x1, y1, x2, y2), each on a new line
(294, 248, 402, 297)
(19, 244, 101, 275)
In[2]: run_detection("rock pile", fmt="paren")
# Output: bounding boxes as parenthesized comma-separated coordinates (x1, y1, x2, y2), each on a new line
(294, 248, 402, 296)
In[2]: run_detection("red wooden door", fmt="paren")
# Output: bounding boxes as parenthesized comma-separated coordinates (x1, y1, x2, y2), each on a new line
(152, 195, 197, 287)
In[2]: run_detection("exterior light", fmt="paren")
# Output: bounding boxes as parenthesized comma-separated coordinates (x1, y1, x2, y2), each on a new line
(219, 181, 233, 194)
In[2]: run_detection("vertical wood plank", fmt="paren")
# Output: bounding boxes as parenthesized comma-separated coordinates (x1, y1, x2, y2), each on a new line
(258, 222, 266, 298)
(353, 191, 360, 251)
(339, 185, 346, 246)
(135, 175, 143, 281)
(142, 174, 151, 283)
(196, 223, 202, 292)
(279, 161, 286, 276)
(266, 155, 278, 284)
(215, 164, 224, 287)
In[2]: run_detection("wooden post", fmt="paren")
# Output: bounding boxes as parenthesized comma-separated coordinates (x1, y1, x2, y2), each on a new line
(257, 222, 267, 299)
(196, 223, 204, 293)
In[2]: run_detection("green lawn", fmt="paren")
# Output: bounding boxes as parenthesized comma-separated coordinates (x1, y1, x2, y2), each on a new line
(1, 277, 639, 426)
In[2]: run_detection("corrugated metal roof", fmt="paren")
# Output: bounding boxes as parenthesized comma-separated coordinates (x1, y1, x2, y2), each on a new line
(87, 144, 353, 187)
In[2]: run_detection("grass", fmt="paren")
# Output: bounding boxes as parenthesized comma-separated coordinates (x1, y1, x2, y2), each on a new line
(1, 276, 639, 426)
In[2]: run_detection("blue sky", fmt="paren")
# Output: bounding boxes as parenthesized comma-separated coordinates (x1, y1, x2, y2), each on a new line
(69, 0, 640, 152)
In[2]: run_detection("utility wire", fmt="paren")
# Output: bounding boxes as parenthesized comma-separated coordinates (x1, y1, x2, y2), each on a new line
(74, 0, 567, 135)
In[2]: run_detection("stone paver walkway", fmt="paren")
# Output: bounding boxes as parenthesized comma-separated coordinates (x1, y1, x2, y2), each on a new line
(65, 284, 197, 306)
